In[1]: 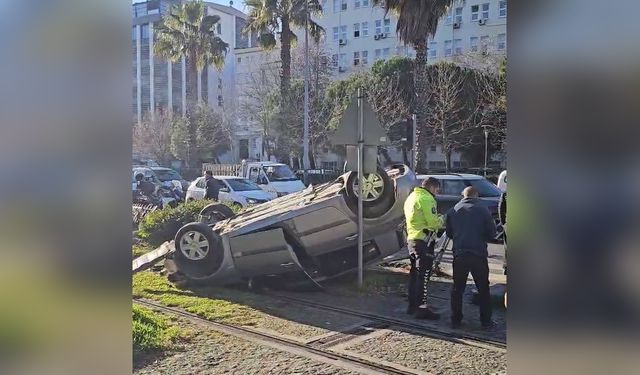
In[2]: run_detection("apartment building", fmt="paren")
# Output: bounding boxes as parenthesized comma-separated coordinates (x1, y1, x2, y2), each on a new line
(133, 0, 269, 163)
(312, 0, 506, 169)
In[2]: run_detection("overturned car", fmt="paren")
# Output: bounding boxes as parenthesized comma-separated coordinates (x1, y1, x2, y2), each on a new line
(169, 164, 416, 285)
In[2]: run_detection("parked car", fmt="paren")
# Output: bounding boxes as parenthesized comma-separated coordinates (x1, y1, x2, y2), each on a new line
(202, 161, 306, 197)
(416, 173, 504, 239)
(150, 167, 190, 192)
(168, 164, 416, 285)
(185, 176, 276, 208)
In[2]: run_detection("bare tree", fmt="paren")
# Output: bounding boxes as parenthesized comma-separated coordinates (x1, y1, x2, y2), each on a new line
(421, 62, 488, 171)
(133, 110, 174, 165)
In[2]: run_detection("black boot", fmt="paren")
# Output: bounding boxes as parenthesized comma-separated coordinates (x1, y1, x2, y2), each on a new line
(414, 307, 440, 320)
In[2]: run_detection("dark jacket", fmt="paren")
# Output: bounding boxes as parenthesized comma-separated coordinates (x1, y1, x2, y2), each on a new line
(446, 197, 497, 258)
(205, 176, 221, 200)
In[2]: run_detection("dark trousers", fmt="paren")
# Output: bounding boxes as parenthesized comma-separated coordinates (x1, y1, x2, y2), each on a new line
(407, 239, 435, 309)
(451, 254, 492, 324)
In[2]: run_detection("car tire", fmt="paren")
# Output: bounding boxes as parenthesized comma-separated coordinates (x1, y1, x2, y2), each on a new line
(345, 166, 395, 218)
(199, 203, 235, 225)
(173, 222, 224, 280)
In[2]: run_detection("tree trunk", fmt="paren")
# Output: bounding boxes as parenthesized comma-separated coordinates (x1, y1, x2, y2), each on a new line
(186, 56, 198, 114)
(413, 40, 428, 173)
(444, 150, 451, 172)
(280, 17, 292, 103)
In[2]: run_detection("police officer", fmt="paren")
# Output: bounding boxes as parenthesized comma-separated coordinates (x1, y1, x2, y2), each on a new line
(404, 177, 444, 320)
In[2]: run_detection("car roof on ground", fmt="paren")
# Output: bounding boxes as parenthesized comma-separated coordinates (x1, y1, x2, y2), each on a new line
(416, 173, 484, 180)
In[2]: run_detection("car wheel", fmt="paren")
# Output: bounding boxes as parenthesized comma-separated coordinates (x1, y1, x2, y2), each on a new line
(345, 166, 395, 218)
(173, 222, 224, 279)
(199, 203, 235, 225)
(232, 202, 243, 211)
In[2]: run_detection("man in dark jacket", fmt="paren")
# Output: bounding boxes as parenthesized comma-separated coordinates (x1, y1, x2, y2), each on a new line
(204, 170, 221, 201)
(446, 186, 497, 329)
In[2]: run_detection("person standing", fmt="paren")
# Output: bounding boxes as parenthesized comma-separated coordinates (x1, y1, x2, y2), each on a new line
(404, 177, 444, 320)
(446, 186, 497, 329)
(204, 170, 220, 201)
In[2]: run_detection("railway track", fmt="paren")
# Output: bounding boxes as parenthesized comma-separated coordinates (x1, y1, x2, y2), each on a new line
(261, 292, 507, 352)
(135, 298, 427, 375)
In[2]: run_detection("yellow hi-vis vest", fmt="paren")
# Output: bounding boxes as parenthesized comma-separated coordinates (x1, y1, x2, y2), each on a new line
(404, 187, 444, 241)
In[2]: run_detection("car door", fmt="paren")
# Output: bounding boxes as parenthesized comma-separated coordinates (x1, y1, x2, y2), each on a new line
(437, 178, 466, 214)
(192, 177, 206, 200)
(216, 179, 236, 206)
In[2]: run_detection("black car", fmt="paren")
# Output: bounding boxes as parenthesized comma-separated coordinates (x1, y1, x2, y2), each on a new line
(416, 173, 504, 239)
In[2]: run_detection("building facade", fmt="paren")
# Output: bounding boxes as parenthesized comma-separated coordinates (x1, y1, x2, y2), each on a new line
(132, 0, 266, 163)
(311, 0, 506, 169)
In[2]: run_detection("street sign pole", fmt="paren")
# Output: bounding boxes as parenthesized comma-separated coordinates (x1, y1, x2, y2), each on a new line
(357, 88, 364, 288)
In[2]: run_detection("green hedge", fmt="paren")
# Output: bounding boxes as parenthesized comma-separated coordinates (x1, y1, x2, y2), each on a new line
(137, 200, 232, 247)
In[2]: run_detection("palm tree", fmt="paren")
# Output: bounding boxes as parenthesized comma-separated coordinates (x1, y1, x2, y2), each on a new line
(154, 0, 229, 113)
(244, 0, 323, 100)
(374, 0, 453, 172)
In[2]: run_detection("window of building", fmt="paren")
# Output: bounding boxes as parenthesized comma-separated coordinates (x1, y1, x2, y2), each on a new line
(339, 53, 346, 67)
(132, 27, 137, 41)
(332, 54, 339, 67)
(217, 95, 224, 107)
(141, 24, 149, 39)
(374, 48, 382, 61)
(471, 5, 479, 21)
(333, 0, 340, 12)
(430, 145, 437, 152)
(429, 42, 437, 58)
(444, 40, 452, 57)
(355, 0, 360, 8)
(499, 1, 507, 17)
(353, 51, 360, 65)
(480, 35, 490, 52)
(353, 23, 360, 38)
(455, 7, 463, 23)
(383, 19, 391, 33)
(375, 20, 382, 35)
(340, 25, 347, 40)
(217, 23, 222, 34)
(362, 50, 369, 65)
(362, 0, 369, 6)
(470, 36, 479, 52)
(454, 38, 462, 55)
(322, 161, 338, 169)
(382, 48, 390, 59)
(362, 22, 369, 37)
(333, 26, 340, 41)
(341, 0, 347, 11)
(445, 8, 453, 25)
(482, 3, 490, 19)
(497, 33, 506, 50)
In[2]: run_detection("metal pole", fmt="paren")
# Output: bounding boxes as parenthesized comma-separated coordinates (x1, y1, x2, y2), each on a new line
(357, 88, 364, 288)
(483, 127, 489, 177)
(412, 113, 417, 171)
(302, 0, 310, 185)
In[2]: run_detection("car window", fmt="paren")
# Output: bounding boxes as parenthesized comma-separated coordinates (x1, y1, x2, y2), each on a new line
(195, 177, 206, 189)
(225, 178, 261, 192)
(466, 178, 502, 197)
(440, 179, 466, 196)
(248, 167, 261, 183)
(153, 169, 182, 181)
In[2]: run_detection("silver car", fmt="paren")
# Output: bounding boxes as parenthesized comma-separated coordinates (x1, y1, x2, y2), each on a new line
(170, 164, 417, 285)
